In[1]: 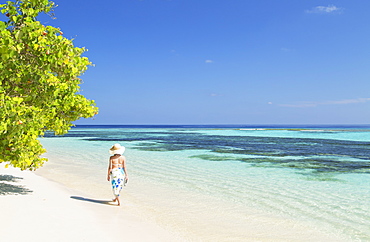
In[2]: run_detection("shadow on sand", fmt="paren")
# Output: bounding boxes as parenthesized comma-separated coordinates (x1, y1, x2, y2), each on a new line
(0, 175, 33, 196)
(70, 196, 117, 206)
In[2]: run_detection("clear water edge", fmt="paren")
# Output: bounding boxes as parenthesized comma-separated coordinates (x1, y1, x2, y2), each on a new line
(36, 127, 370, 241)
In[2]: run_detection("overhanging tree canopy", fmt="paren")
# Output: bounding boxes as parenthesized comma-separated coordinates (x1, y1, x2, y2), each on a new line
(0, 0, 98, 170)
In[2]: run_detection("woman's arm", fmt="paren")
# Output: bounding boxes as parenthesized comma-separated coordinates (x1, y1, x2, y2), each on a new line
(107, 158, 112, 181)
(122, 156, 128, 178)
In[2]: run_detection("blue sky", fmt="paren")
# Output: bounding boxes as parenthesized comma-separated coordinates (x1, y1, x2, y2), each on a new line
(7, 0, 370, 124)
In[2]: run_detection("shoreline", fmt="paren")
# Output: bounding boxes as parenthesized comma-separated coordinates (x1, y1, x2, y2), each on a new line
(1, 160, 348, 242)
(0, 164, 184, 242)
(15, 128, 368, 241)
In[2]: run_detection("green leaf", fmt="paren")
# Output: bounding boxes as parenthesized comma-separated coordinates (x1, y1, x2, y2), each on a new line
(0, 0, 98, 171)
(0, 21, 6, 31)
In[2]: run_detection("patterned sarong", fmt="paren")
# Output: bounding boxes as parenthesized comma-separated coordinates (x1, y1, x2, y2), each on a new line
(110, 168, 125, 197)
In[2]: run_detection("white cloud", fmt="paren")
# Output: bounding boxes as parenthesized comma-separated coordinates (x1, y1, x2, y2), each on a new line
(268, 102, 273, 105)
(279, 98, 370, 108)
(306, 5, 343, 14)
(281, 47, 293, 52)
(279, 102, 319, 108)
(210, 93, 222, 97)
(325, 98, 370, 105)
(205, 60, 214, 64)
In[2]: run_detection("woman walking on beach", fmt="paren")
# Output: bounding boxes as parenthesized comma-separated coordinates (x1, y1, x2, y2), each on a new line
(107, 143, 128, 206)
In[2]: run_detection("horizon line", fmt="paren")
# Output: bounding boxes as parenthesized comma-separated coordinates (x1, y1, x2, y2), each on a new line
(72, 123, 370, 126)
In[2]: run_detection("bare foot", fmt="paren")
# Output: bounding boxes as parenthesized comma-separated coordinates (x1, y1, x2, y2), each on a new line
(112, 197, 120, 206)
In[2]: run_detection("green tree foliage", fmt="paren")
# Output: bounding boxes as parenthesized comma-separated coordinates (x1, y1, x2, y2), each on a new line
(0, 0, 98, 170)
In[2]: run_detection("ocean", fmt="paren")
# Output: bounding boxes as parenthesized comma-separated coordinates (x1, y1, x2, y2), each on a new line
(38, 125, 370, 241)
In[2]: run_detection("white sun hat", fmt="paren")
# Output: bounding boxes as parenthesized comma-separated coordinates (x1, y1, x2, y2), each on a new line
(109, 143, 125, 155)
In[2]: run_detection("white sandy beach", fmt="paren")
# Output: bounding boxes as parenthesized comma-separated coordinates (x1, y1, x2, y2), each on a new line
(1, 161, 348, 242)
(0, 164, 183, 242)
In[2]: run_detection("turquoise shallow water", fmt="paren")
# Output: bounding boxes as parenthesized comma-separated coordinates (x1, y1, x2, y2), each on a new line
(39, 126, 370, 241)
